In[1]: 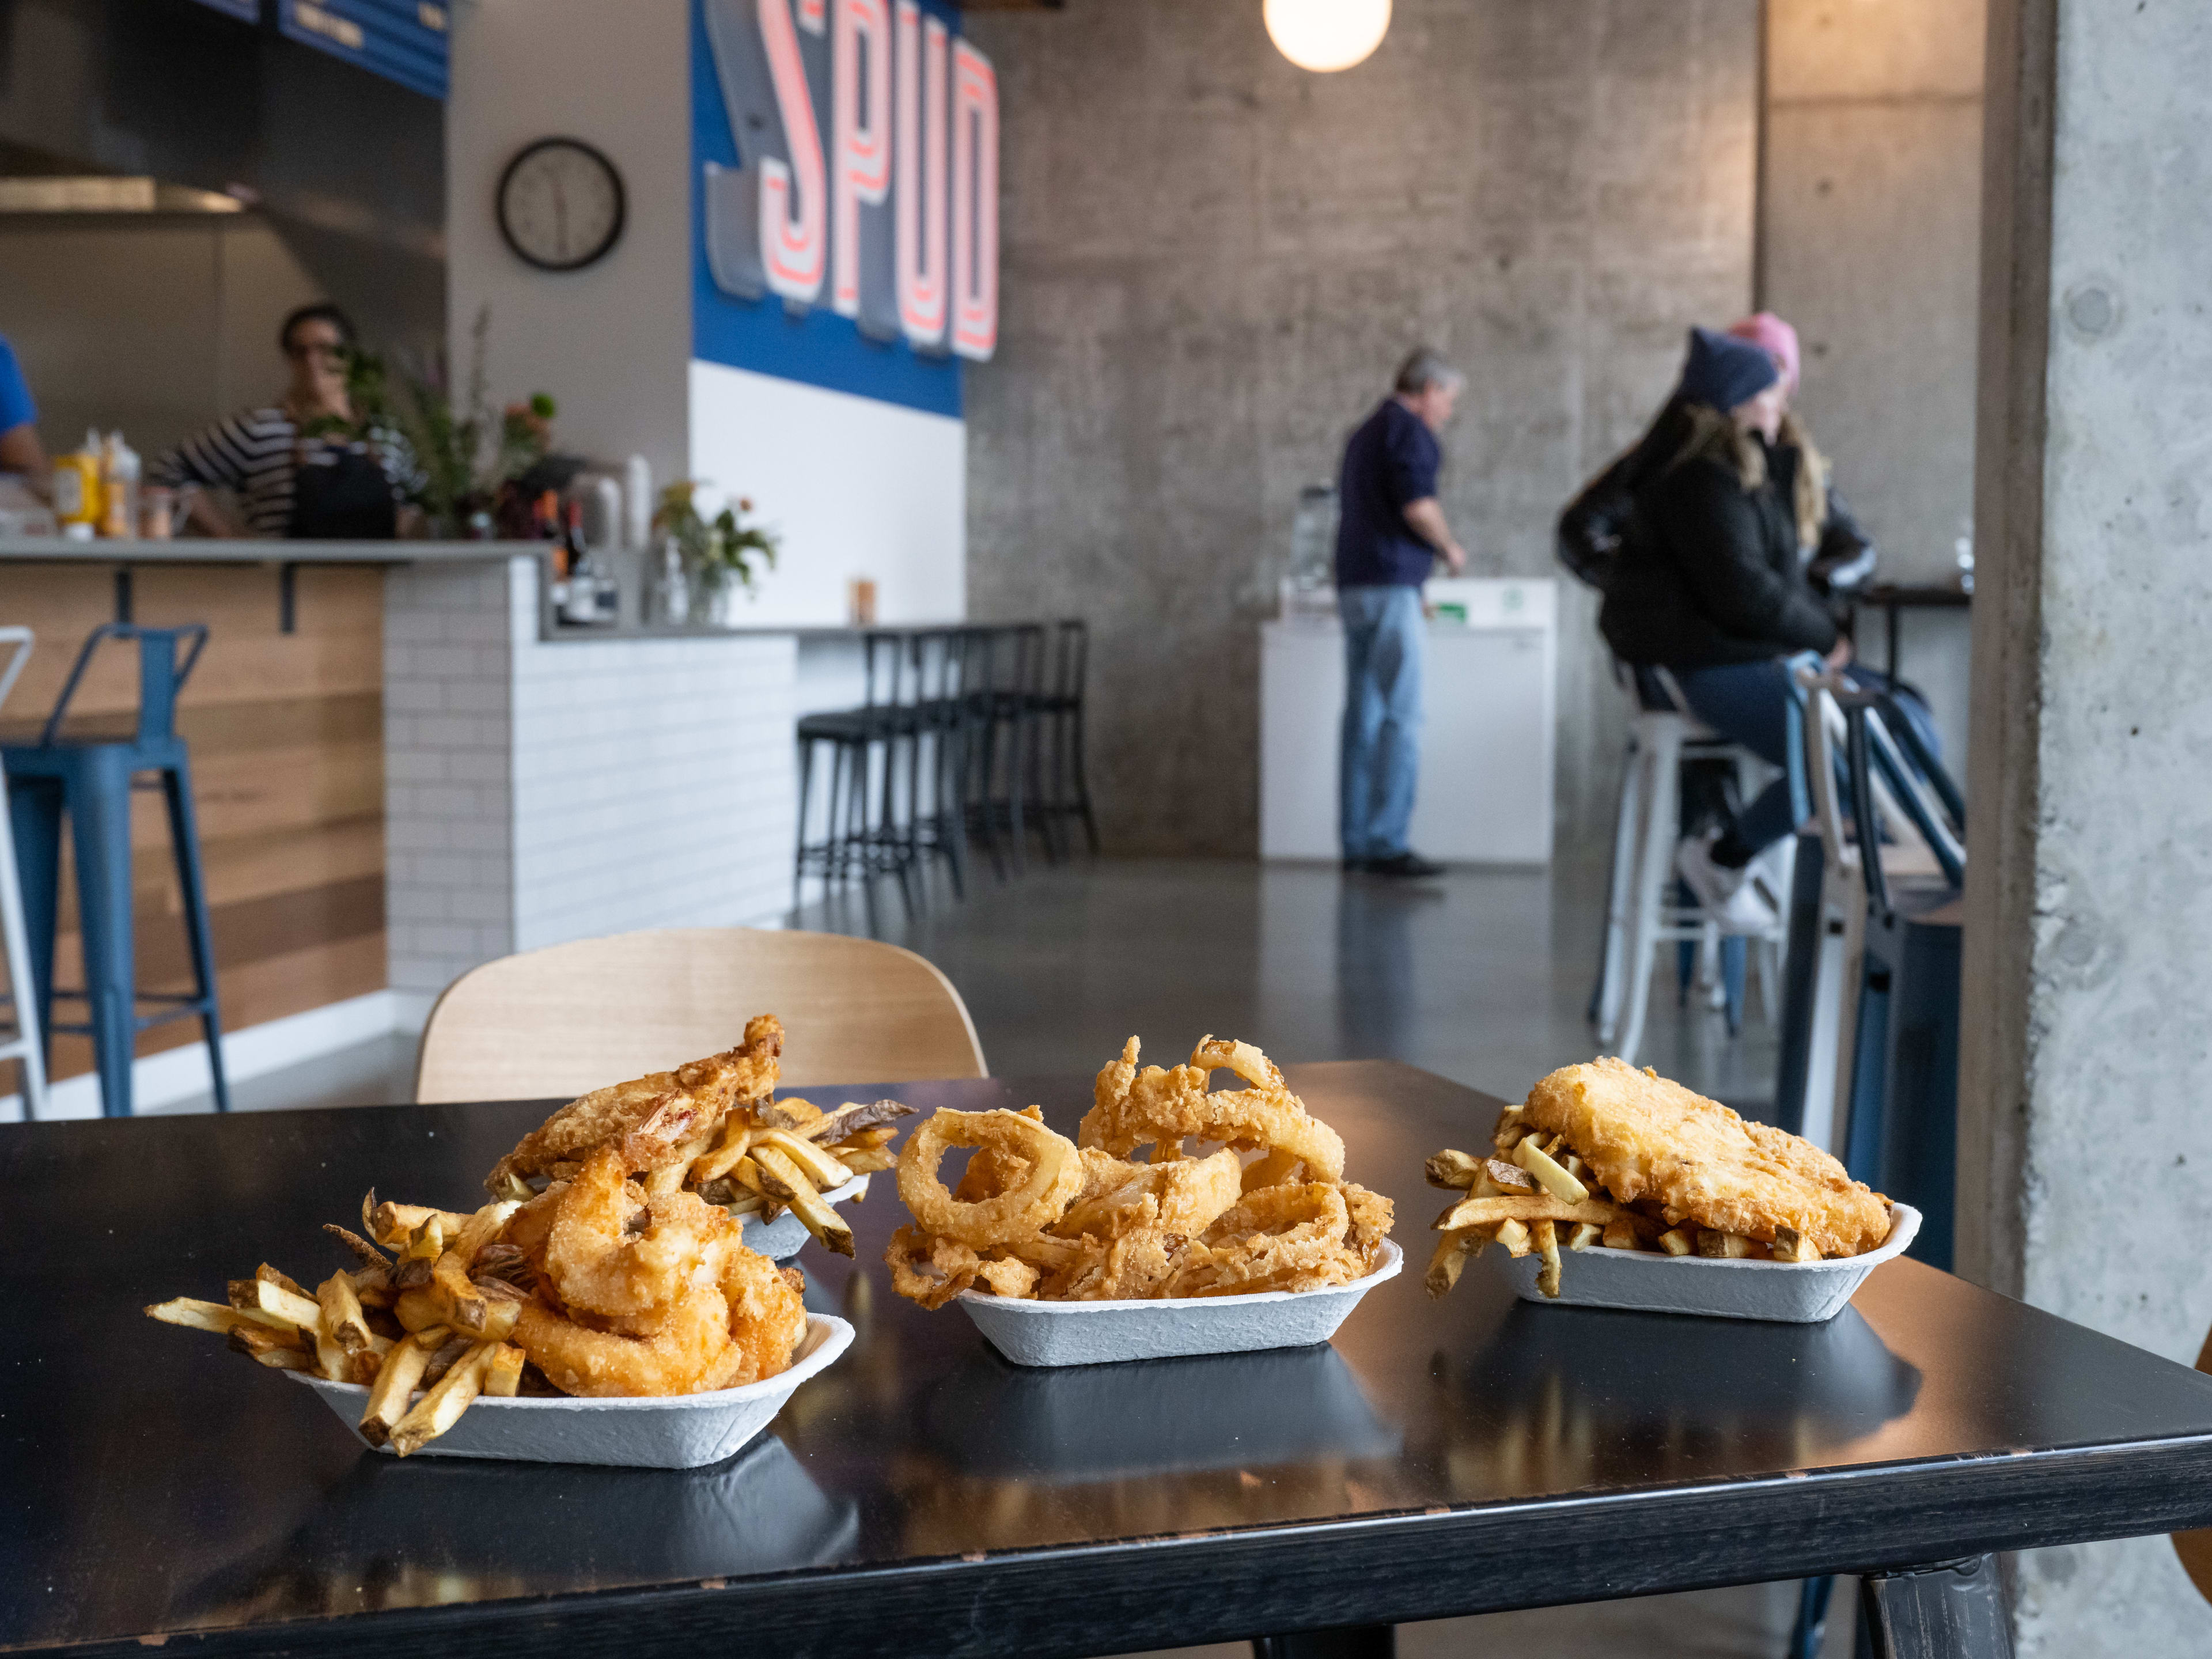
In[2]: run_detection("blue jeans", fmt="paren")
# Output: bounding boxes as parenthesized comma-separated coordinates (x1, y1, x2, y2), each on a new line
(1673, 658, 1945, 857)
(1338, 585, 1425, 861)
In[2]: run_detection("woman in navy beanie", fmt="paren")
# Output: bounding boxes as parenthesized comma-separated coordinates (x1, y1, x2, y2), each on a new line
(1597, 325, 1854, 933)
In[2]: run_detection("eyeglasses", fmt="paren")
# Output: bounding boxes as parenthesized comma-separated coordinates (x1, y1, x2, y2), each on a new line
(286, 340, 347, 361)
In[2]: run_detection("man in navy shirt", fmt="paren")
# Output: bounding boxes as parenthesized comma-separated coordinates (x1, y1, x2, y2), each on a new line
(1334, 349, 1469, 878)
(0, 333, 45, 483)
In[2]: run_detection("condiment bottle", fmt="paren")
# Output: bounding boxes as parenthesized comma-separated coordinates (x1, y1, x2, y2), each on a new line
(99, 431, 140, 539)
(51, 431, 103, 539)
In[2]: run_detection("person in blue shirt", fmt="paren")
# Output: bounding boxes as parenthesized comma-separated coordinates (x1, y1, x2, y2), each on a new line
(0, 333, 46, 483)
(1334, 349, 1469, 879)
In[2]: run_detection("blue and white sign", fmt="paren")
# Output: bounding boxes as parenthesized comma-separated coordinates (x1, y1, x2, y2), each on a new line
(692, 0, 997, 418)
(279, 0, 448, 100)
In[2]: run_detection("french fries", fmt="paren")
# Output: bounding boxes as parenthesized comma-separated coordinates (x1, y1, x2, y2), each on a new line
(149, 1194, 562, 1457)
(751, 1143, 855, 1257)
(390, 1344, 495, 1457)
(1426, 1097, 1839, 1300)
(359, 1328, 438, 1445)
(683, 1098, 914, 1248)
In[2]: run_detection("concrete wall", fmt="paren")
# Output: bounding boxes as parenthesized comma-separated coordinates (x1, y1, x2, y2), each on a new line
(1962, 0, 2212, 1651)
(1760, 0, 1984, 768)
(962, 0, 1759, 856)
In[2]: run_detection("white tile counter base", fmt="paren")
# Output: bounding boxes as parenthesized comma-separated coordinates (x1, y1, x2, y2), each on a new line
(384, 557, 798, 1005)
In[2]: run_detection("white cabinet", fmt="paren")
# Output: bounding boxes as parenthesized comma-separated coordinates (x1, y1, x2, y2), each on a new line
(1260, 579, 1556, 864)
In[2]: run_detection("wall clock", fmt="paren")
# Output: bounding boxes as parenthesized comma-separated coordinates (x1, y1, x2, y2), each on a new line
(497, 137, 626, 272)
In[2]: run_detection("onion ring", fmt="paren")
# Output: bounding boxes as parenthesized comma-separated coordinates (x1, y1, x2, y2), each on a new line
(1077, 1039, 1346, 1182)
(896, 1108, 1084, 1248)
(1048, 1147, 1243, 1241)
(1168, 1182, 1358, 1297)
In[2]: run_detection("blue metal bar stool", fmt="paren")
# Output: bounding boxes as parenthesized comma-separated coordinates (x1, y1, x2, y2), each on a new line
(0, 627, 50, 1119)
(2, 623, 229, 1117)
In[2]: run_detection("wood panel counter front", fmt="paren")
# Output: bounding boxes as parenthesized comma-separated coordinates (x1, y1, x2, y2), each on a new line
(2, 562, 387, 1089)
(3, 541, 808, 1112)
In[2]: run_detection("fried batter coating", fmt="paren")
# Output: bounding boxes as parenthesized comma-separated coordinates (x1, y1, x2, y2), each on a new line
(1048, 1147, 1243, 1241)
(1521, 1058, 1890, 1257)
(507, 1139, 805, 1395)
(514, 1282, 734, 1397)
(485, 1016, 784, 1193)
(541, 1149, 725, 1319)
(887, 1036, 1392, 1310)
(1078, 1036, 1346, 1181)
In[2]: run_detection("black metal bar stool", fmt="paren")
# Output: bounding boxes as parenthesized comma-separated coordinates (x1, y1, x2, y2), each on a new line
(900, 627, 971, 901)
(961, 623, 1048, 878)
(794, 631, 914, 928)
(1029, 618, 1100, 859)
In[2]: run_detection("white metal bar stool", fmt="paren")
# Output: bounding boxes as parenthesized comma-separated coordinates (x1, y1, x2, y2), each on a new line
(1593, 662, 1789, 1065)
(0, 626, 50, 1120)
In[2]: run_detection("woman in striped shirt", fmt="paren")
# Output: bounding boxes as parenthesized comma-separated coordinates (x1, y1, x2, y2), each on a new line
(157, 304, 422, 540)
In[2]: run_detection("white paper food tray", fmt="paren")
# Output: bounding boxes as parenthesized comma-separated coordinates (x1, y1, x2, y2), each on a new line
(1488, 1203, 1920, 1323)
(289, 1313, 853, 1468)
(737, 1173, 869, 1260)
(956, 1240, 1403, 1368)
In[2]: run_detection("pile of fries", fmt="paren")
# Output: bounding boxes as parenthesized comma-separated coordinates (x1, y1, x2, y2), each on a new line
(1427, 1102, 1828, 1301)
(646, 1097, 907, 1257)
(145, 1201, 536, 1457)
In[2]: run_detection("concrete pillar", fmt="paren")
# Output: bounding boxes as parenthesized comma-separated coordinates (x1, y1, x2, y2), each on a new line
(1960, 0, 2212, 1652)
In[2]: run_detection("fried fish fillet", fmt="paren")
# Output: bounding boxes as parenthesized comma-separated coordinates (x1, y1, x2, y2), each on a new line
(484, 1016, 785, 1195)
(1521, 1057, 1891, 1257)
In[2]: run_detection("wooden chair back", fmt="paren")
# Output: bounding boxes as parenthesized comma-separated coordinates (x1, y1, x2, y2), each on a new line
(414, 927, 987, 1104)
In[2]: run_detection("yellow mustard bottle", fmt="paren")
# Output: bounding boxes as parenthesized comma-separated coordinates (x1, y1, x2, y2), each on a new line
(51, 431, 103, 537)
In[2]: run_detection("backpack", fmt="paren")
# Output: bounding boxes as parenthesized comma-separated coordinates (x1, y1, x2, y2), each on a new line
(1554, 399, 1687, 593)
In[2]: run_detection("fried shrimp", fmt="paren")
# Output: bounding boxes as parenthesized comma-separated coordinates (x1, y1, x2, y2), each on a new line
(513, 1283, 735, 1398)
(541, 1148, 725, 1319)
(511, 1153, 804, 1395)
(714, 1244, 806, 1387)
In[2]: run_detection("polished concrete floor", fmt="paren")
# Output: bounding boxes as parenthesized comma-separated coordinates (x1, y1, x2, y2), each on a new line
(797, 851, 1783, 1109)
(137, 851, 1839, 1655)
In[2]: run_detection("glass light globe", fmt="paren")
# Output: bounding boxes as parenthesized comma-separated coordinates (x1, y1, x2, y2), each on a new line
(1264, 0, 1391, 73)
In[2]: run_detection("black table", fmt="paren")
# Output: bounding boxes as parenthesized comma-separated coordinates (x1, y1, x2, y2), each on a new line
(1847, 582, 1972, 683)
(7, 1062, 2212, 1659)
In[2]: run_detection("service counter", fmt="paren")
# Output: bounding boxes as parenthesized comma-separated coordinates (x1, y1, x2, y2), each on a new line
(0, 540, 831, 1117)
(1260, 578, 1559, 865)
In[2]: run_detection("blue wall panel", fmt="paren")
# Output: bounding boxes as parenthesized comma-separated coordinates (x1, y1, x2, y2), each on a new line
(690, 0, 962, 418)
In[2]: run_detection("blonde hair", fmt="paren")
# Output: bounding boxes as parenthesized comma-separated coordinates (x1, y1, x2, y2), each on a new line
(1670, 404, 1829, 551)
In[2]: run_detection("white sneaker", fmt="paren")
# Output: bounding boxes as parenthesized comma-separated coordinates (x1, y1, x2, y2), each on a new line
(1676, 828, 1779, 934)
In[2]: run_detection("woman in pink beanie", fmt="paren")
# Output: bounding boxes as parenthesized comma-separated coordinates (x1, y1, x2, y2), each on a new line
(1729, 312, 1802, 400)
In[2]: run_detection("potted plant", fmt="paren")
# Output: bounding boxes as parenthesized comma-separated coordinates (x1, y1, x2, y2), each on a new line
(652, 481, 780, 624)
(340, 308, 564, 539)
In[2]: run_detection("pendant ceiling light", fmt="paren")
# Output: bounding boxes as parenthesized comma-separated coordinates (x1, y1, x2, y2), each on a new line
(1264, 0, 1392, 73)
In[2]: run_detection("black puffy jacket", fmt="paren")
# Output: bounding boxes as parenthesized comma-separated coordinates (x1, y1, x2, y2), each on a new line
(1559, 398, 1875, 597)
(1597, 415, 1841, 669)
